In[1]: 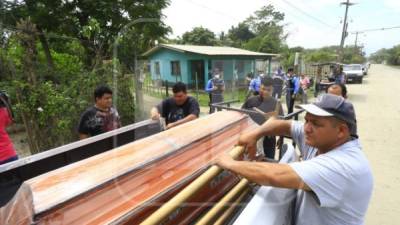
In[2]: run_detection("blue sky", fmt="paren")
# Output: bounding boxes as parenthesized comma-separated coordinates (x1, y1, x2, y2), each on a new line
(163, 0, 400, 55)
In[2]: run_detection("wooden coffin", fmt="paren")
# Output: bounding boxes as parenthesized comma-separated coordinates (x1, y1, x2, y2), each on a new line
(0, 119, 162, 208)
(0, 111, 257, 225)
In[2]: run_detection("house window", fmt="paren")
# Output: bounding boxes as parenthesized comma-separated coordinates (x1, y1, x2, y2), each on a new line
(235, 61, 245, 74)
(171, 61, 181, 76)
(154, 61, 161, 75)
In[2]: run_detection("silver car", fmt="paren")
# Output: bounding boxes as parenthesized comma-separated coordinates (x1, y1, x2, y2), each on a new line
(343, 64, 364, 84)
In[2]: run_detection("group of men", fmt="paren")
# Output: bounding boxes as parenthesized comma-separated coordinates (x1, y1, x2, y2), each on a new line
(78, 83, 201, 138)
(57, 72, 373, 225)
(247, 67, 313, 115)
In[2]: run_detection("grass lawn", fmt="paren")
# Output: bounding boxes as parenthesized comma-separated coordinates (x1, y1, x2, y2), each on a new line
(188, 89, 249, 107)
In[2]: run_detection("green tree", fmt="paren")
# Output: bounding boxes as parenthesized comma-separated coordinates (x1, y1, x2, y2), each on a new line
(2, 0, 171, 67)
(242, 5, 287, 53)
(387, 45, 400, 65)
(181, 27, 218, 46)
(301, 45, 365, 64)
(305, 49, 337, 63)
(0, 0, 171, 155)
(227, 23, 255, 47)
(279, 45, 305, 69)
(0, 19, 137, 154)
(369, 48, 389, 63)
(369, 46, 400, 65)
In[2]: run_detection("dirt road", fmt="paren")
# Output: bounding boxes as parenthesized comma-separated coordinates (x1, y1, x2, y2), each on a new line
(346, 64, 400, 225)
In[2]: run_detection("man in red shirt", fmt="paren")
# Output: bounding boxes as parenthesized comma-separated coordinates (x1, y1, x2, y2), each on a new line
(0, 93, 18, 165)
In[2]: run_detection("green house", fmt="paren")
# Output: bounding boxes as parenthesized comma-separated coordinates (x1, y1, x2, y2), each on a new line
(142, 44, 278, 89)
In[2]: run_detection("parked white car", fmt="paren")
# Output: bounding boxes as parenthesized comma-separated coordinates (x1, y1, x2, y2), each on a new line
(343, 64, 364, 84)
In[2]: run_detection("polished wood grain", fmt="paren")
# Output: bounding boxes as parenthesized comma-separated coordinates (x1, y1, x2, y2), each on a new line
(1, 111, 257, 225)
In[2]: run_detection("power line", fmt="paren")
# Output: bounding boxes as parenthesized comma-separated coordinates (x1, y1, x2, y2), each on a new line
(185, 0, 237, 21)
(300, 0, 338, 26)
(351, 25, 400, 48)
(350, 25, 400, 34)
(280, 0, 336, 29)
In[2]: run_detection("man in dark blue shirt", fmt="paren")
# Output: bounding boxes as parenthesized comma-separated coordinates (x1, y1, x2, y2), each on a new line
(285, 68, 300, 114)
(151, 82, 200, 130)
(242, 77, 283, 159)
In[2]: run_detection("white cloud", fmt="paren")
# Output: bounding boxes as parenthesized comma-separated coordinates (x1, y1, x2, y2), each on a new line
(163, 0, 265, 37)
(383, 0, 400, 12)
(285, 21, 342, 49)
(163, 0, 400, 54)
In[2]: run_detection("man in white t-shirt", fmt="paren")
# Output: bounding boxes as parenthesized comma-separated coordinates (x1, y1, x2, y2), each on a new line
(216, 94, 373, 225)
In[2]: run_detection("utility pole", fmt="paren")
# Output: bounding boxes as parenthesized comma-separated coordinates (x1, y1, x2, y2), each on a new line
(338, 0, 355, 62)
(354, 31, 360, 54)
(354, 31, 359, 48)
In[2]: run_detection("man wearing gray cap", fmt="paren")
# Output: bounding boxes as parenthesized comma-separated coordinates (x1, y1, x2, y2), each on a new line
(216, 94, 373, 225)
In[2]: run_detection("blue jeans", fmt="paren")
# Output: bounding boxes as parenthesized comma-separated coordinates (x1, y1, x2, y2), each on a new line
(0, 155, 18, 165)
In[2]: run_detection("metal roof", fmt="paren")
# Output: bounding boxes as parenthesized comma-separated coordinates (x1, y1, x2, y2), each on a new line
(142, 44, 279, 57)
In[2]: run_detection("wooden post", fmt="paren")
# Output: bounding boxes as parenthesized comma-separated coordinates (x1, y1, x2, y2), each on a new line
(165, 80, 169, 97)
(195, 72, 199, 100)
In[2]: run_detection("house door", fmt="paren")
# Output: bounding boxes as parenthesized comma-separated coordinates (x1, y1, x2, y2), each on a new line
(190, 60, 205, 90)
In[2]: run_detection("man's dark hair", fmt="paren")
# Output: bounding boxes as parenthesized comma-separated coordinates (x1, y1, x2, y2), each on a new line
(172, 82, 187, 94)
(261, 77, 274, 87)
(94, 85, 113, 100)
(287, 68, 294, 73)
(0, 91, 10, 108)
(0, 91, 14, 119)
(327, 83, 347, 98)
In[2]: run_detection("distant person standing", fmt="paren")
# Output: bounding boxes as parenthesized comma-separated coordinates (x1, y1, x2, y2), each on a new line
(205, 72, 225, 114)
(242, 77, 283, 159)
(285, 68, 300, 114)
(245, 73, 254, 99)
(272, 66, 285, 99)
(248, 72, 263, 96)
(336, 67, 346, 84)
(0, 91, 18, 165)
(300, 74, 310, 103)
(78, 85, 121, 139)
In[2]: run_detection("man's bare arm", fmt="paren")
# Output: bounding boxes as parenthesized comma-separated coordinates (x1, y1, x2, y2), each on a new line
(238, 117, 292, 156)
(166, 114, 197, 129)
(216, 154, 310, 191)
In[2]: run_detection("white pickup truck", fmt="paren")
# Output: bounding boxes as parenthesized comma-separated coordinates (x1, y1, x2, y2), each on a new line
(343, 64, 364, 84)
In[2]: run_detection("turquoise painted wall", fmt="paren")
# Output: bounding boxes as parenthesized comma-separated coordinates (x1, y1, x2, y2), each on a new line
(149, 49, 188, 83)
(149, 49, 210, 85)
(148, 48, 270, 88)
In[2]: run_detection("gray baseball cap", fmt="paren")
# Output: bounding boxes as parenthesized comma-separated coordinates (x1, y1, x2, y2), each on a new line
(299, 94, 358, 137)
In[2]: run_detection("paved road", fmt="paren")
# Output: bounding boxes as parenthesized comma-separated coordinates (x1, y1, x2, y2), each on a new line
(346, 64, 400, 225)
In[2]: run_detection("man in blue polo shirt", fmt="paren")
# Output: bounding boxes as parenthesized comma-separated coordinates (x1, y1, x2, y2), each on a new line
(248, 72, 264, 96)
(205, 72, 225, 114)
(286, 68, 300, 114)
(216, 94, 373, 225)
